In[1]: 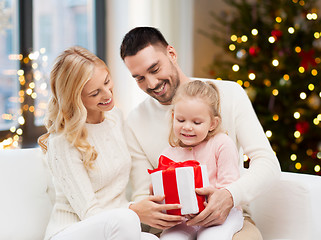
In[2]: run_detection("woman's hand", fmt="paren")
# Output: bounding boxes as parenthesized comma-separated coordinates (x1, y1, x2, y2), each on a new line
(186, 186, 233, 227)
(129, 195, 184, 230)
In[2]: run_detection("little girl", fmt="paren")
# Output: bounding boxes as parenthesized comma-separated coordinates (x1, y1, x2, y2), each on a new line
(160, 80, 244, 240)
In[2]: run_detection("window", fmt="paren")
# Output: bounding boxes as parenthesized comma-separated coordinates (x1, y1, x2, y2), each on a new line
(0, 0, 19, 133)
(0, 0, 105, 148)
(33, 0, 97, 126)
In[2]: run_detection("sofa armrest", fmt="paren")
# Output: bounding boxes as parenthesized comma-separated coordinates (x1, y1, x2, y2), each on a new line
(250, 171, 321, 240)
(0, 148, 54, 240)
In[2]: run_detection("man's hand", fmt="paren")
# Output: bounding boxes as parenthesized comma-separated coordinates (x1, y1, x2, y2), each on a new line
(129, 195, 184, 229)
(186, 186, 233, 227)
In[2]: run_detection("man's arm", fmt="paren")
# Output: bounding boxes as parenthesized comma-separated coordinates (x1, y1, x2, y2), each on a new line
(125, 122, 153, 201)
(124, 121, 183, 229)
(225, 82, 281, 207)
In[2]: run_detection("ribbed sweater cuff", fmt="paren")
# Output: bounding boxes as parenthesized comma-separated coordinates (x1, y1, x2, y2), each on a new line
(225, 182, 242, 207)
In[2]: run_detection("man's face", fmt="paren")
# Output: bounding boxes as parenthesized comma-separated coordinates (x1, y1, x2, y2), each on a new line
(124, 45, 180, 105)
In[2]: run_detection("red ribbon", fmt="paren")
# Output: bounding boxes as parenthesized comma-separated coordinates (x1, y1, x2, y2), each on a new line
(148, 155, 200, 174)
(163, 168, 181, 215)
(194, 167, 206, 213)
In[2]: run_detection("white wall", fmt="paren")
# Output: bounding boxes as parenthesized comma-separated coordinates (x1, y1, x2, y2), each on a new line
(106, 0, 194, 117)
(193, 0, 229, 78)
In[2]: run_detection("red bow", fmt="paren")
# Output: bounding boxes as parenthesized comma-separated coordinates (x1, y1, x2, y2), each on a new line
(299, 49, 317, 70)
(271, 30, 283, 41)
(148, 155, 200, 174)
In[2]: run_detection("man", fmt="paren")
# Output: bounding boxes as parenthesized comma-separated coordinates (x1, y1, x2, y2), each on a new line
(120, 26, 281, 239)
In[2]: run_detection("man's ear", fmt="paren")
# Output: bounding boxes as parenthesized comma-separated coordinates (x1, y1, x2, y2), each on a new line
(167, 45, 177, 62)
(209, 117, 220, 132)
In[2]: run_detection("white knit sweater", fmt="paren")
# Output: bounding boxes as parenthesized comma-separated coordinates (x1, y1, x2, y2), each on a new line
(44, 107, 131, 240)
(125, 79, 281, 212)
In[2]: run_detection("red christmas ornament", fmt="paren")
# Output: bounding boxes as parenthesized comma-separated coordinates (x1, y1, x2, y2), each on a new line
(249, 46, 260, 56)
(299, 49, 317, 70)
(295, 121, 310, 134)
(271, 30, 283, 41)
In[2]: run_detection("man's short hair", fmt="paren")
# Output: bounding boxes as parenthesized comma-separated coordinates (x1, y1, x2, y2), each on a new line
(120, 26, 169, 60)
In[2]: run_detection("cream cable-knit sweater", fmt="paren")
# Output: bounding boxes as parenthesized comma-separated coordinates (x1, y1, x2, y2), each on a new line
(125, 78, 281, 213)
(44, 107, 131, 240)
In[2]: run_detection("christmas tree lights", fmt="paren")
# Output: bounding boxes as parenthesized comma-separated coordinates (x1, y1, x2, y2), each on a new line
(0, 49, 49, 149)
(204, 0, 321, 175)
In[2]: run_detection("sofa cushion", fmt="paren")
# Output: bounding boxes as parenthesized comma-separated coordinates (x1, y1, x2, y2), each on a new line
(250, 171, 320, 240)
(0, 148, 53, 240)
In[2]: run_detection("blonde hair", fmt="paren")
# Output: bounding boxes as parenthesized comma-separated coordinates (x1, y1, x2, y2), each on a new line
(169, 80, 222, 147)
(38, 46, 108, 169)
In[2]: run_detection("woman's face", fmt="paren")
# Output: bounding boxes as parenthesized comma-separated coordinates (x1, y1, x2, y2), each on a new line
(81, 63, 114, 123)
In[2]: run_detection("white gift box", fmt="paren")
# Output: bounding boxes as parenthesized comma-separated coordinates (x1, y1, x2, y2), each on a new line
(150, 165, 210, 215)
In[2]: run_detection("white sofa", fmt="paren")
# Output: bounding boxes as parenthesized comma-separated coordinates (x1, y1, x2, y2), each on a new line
(0, 148, 320, 240)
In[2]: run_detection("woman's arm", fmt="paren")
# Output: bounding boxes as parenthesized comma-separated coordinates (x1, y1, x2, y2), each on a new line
(47, 135, 103, 220)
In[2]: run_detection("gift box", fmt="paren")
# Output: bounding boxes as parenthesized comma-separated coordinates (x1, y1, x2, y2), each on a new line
(148, 155, 210, 215)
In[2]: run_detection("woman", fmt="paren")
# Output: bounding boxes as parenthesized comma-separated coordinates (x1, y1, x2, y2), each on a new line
(39, 46, 158, 240)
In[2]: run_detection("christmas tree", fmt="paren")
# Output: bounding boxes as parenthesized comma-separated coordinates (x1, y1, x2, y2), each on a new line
(204, 0, 321, 175)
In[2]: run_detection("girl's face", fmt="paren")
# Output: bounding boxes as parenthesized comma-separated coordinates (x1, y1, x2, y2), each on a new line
(173, 97, 217, 147)
(81, 63, 114, 123)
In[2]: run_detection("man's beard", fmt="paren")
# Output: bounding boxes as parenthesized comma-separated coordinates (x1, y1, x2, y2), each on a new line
(153, 67, 180, 105)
